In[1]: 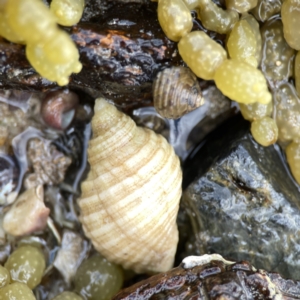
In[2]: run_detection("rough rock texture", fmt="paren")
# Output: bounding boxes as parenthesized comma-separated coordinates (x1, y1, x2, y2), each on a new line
(182, 115, 300, 279)
(0, 3, 180, 108)
(113, 255, 300, 299)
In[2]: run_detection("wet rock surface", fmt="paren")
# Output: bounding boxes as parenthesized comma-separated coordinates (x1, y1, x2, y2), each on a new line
(182, 115, 300, 279)
(0, 2, 181, 108)
(113, 255, 300, 299)
(131, 85, 237, 160)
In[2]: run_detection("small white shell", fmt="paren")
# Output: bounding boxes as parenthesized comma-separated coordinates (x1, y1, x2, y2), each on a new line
(182, 254, 235, 269)
(78, 98, 182, 274)
(53, 230, 89, 285)
(3, 185, 50, 236)
(153, 66, 204, 119)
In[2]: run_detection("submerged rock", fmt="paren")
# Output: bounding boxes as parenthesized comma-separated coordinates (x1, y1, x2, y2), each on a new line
(182, 115, 300, 279)
(113, 254, 300, 299)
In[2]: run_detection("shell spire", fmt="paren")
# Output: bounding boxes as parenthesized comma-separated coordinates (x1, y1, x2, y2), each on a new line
(153, 66, 204, 119)
(78, 98, 182, 274)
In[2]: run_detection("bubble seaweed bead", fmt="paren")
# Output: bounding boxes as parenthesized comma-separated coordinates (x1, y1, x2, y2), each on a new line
(274, 83, 300, 143)
(4, 245, 46, 289)
(239, 101, 272, 122)
(26, 39, 82, 86)
(0, 265, 10, 288)
(0, 1, 5, 10)
(281, 0, 300, 50)
(52, 291, 83, 300)
(5, 0, 57, 44)
(74, 255, 123, 300)
(50, 0, 85, 26)
(295, 51, 300, 96)
(251, 0, 282, 22)
(158, 0, 193, 42)
(214, 59, 272, 104)
(42, 30, 80, 65)
(286, 141, 300, 185)
(178, 31, 227, 80)
(0, 10, 24, 43)
(260, 19, 295, 88)
(250, 116, 278, 147)
(242, 14, 262, 65)
(1, 0, 82, 86)
(0, 282, 36, 300)
(197, 0, 239, 34)
(227, 19, 259, 67)
(225, 0, 257, 13)
(182, 0, 199, 10)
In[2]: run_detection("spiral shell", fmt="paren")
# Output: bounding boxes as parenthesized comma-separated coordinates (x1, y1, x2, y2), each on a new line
(78, 98, 182, 274)
(153, 67, 204, 119)
(153, 66, 204, 119)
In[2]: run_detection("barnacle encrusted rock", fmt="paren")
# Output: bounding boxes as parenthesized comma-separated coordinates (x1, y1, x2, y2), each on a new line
(113, 254, 299, 299)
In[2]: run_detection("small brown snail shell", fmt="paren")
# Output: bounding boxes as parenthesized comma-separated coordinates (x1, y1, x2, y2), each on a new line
(41, 90, 79, 130)
(153, 66, 204, 119)
(78, 98, 182, 274)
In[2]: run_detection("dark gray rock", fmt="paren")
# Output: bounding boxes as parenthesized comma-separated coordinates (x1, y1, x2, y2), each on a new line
(182, 115, 300, 279)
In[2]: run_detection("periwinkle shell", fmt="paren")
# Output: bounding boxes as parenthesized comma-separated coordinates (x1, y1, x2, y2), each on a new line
(153, 66, 204, 119)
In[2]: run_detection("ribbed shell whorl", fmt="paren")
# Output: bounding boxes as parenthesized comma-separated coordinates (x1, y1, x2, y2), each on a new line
(78, 98, 182, 274)
(153, 66, 203, 119)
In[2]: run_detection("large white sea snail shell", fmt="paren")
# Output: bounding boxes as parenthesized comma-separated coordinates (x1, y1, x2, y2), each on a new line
(78, 98, 182, 274)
